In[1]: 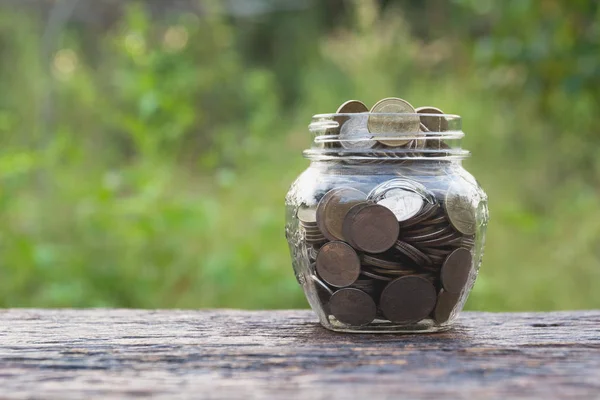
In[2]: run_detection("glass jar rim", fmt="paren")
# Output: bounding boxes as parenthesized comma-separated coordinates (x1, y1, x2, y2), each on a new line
(306, 112, 467, 161)
(311, 111, 461, 119)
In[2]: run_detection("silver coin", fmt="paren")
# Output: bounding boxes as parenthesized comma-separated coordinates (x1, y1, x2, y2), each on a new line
(372, 188, 424, 222)
(297, 205, 317, 224)
(368, 179, 434, 222)
(445, 183, 477, 235)
(339, 115, 377, 149)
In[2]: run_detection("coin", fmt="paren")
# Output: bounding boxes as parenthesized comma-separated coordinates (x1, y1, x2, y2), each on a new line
(297, 205, 317, 224)
(342, 203, 399, 253)
(420, 247, 454, 257)
(339, 114, 377, 149)
(368, 97, 420, 147)
(370, 267, 416, 276)
(379, 275, 437, 323)
(360, 268, 393, 281)
(445, 183, 477, 235)
(415, 106, 449, 132)
(440, 248, 472, 294)
(394, 240, 433, 266)
(316, 187, 367, 241)
(316, 241, 361, 288)
(362, 254, 407, 270)
(421, 214, 448, 226)
(335, 100, 369, 125)
(412, 231, 461, 247)
(401, 202, 439, 228)
(369, 186, 424, 222)
(402, 225, 454, 243)
(433, 289, 461, 323)
(329, 288, 377, 326)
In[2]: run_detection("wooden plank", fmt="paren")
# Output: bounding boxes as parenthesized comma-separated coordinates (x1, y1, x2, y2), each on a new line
(0, 310, 598, 399)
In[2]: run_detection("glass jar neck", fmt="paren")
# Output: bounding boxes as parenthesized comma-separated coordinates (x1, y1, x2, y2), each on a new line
(308, 159, 463, 173)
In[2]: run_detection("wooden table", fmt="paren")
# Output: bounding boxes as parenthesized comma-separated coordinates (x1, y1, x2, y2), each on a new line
(0, 310, 599, 399)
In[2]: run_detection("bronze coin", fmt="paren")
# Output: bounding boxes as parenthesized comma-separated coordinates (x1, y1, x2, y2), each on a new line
(401, 225, 453, 243)
(362, 254, 407, 270)
(440, 248, 473, 294)
(415, 106, 449, 132)
(421, 214, 448, 226)
(341, 202, 370, 249)
(329, 288, 376, 326)
(400, 223, 443, 237)
(427, 254, 448, 265)
(316, 241, 361, 288)
(316, 188, 367, 241)
(325, 100, 368, 139)
(420, 246, 454, 257)
(360, 268, 393, 281)
(461, 236, 476, 249)
(380, 276, 437, 324)
(412, 231, 462, 247)
(394, 240, 433, 266)
(342, 204, 399, 253)
(370, 267, 416, 276)
(433, 289, 461, 323)
(334, 100, 369, 131)
(425, 138, 451, 151)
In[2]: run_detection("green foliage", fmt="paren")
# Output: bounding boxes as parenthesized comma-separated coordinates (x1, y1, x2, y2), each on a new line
(0, 0, 598, 310)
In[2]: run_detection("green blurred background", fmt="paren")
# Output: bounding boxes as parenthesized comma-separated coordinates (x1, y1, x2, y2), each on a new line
(0, 0, 599, 310)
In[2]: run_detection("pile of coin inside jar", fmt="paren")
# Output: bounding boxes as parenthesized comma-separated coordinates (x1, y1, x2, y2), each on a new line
(299, 97, 477, 327)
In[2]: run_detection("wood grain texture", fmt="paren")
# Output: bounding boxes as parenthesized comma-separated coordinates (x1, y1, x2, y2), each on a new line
(0, 309, 599, 399)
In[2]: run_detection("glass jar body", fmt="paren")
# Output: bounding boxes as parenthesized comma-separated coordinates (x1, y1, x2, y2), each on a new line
(285, 160, 488, 333)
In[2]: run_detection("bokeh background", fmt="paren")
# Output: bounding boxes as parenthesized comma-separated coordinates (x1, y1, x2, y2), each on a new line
(1, 0, 599, 310)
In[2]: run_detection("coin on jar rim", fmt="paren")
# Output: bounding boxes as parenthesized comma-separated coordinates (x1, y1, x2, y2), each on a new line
(316, 241, 361, 288)
(416, 106, 449, 132)
(433, 289, 461, 324)
(379, 275, 437, 324)
(328, 100, 369, 136)
(336, 100, 369, 116)
(368, 97, 420, 147)
(339, 114, 377, 150)
(440, 248, 473, 294)
(444, 183, 477, 235)
(342, 203, 399, 253)
(329, 288, 377, 326)
(316, 187, 367, 241)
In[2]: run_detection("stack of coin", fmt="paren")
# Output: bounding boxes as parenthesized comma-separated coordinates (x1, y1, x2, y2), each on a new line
(323, 97, 450, 154)
(297, 175, 477, 327)
(298, 205, 326, 245)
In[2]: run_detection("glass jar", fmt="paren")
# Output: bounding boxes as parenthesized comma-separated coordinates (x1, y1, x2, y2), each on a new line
(285, 110, 489, 333)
